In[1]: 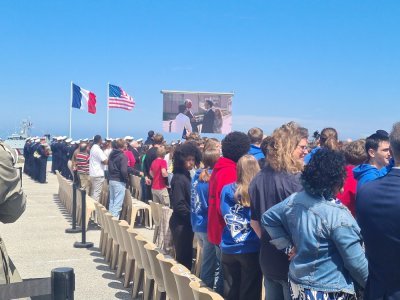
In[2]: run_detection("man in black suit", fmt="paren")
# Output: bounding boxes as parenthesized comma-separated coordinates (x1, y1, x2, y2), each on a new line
(357, 121, 400, 300)
(201, 100, 215, 134)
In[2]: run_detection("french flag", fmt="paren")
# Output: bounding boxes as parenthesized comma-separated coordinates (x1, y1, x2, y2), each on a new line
(72, 83, 97, 114)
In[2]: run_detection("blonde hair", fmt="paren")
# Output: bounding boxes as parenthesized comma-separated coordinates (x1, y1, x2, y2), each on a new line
(235, 155, 260, 207)
(267, 122, 308, 173)
(203, 138, 220, 151)
(156, 146, 166, 158)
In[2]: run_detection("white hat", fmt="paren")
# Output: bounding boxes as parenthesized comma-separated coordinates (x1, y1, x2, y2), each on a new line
(34, 138, 40, 143)
(124, 135, 134, 141)
(81, 138, 89, 142)
(65, 138, 72, 143)
(136, 138, 143, 142)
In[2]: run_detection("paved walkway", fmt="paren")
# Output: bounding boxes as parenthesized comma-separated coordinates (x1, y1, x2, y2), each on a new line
(0, 166, 153, 299)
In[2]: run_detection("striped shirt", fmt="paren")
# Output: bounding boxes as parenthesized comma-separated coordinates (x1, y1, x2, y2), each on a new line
(76, 152, 90, 174)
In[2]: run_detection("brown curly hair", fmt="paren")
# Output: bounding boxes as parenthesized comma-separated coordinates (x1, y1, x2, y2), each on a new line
(267, 122, 309, 173)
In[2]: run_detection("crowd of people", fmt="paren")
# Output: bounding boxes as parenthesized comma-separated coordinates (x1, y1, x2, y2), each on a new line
(22, 122, 400, 300)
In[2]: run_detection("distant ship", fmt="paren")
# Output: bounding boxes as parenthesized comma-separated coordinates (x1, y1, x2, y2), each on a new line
(4, 120, 33, 155)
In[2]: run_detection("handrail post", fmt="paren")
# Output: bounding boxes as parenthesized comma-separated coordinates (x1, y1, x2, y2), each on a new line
(74, 189, 94, 248)
(66, 183, 81, 233)
(51, 267, 75, 300)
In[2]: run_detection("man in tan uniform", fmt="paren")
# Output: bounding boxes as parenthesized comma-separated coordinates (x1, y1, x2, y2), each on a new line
(0, 142, 26, 284)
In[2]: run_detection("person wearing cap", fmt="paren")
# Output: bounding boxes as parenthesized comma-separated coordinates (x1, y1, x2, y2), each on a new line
(201, 100, 215, 134)
(50, 137, 57, 174)
(52, 137, 62, 175)
(144, 130, 154, 146)
(353, 130, 393, 190)
(37, 137, 50, 183)
(23, 139, 32, 176)
(60, 138, 72, 179)
(89, 135, 108, 201)
(32, 138, 42, 181)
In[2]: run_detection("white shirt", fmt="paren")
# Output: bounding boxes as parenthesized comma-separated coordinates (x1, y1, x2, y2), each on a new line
(89, 144, 107, 177)
(175, 113, 192, 133)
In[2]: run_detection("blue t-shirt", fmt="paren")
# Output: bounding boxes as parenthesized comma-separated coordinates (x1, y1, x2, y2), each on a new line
(190, 169, 211, 233)
(220, 183, 260, 254)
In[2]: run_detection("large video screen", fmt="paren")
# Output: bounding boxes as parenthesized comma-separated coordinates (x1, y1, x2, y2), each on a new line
(161, 90, 233, 135)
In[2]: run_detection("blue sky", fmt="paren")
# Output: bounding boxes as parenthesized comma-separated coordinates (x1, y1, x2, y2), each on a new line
(1, 1, 399, 141)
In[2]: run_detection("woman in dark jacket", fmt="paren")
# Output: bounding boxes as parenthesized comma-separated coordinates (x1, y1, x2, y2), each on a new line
(169, 142, 201, 269)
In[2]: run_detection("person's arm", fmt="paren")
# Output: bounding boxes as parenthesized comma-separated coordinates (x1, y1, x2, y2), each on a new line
(120, 156, 129, 182)
(261, 198, 292, 250)
(149, 169, 154, 178)
(161, 168, 168, 178)
(250, 220, 262, 238)
(220, 185, 233, 219)
(249, 179, 262, 238)
(97, 146, 108, 165)
(161, 160, 168, 178)
(171, 179, 191, 220)
(331, 224, 368, 288)
(128, 167, 143, 177)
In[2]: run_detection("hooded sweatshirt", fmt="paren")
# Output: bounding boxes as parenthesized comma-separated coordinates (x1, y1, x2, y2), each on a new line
(108, 149, 128, 183)
(191, 169, 211, 233)
(208, 157, 237, 245)
(353, 159, 393, 190)
(248, 145, 265, 161)
(220, 183, 260, 254)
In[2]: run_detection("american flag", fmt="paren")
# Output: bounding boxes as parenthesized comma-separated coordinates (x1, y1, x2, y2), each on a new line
(108, 84, 135, 110)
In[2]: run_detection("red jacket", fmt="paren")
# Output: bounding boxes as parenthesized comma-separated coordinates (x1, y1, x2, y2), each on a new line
(337, 165, 357, 216)
(207, 157, 237, 245)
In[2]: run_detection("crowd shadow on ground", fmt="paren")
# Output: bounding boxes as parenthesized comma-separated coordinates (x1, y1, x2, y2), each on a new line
(52, 194, 131, 299)
(88, 247, 132, 300)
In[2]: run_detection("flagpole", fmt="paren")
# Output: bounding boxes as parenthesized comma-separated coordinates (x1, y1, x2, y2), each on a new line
(106, 82, 109, 139)
(69, 81, 73, 138)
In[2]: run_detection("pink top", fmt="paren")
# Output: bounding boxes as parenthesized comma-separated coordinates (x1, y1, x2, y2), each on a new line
(124, 150, 136, 168)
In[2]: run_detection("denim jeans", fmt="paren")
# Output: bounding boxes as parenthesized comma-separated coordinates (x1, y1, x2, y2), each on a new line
(108, 180, 126, 218)
(264, 277, 291, 300)
(214, 245, 224, 295)
(196, 232, 217, 289)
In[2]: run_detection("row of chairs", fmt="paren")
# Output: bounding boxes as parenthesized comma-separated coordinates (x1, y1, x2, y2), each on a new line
(56, 170, 95, 229)
(93, 201, 223, 300)
(56, 172, 220, 299)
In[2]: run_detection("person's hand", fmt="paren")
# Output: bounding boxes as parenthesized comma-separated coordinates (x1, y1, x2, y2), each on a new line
(145, 177, 152, 185)
(288, 247, 296, 261)
(139, 172, 144, 177)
